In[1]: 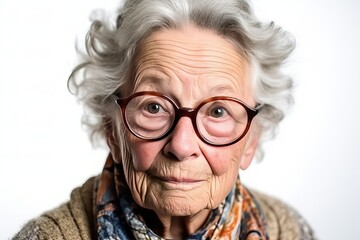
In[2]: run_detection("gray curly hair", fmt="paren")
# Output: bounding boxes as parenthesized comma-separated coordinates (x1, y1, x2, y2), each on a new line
(68, 0, 295, 160)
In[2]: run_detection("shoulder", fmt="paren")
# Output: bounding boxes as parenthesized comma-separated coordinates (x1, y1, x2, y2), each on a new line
(251, 189, 316, 240)
(13, 177, 96, 240)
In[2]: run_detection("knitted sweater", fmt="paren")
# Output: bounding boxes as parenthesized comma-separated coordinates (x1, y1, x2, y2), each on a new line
(13, 177, 315, 239)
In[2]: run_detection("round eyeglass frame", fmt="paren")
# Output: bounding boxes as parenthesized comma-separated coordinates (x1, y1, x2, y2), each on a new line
(112, 91, 263, 147)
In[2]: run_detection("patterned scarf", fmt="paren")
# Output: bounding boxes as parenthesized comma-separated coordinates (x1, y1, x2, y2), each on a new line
(95, 154, 269, 239)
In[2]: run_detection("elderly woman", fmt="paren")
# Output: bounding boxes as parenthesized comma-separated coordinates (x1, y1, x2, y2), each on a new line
(14, 0, 315, 239)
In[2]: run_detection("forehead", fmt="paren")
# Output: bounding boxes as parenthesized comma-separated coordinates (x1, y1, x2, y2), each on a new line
(136, 25, 248, 69)
(140, 25, 245, 54)
(129, 25, 252, 99)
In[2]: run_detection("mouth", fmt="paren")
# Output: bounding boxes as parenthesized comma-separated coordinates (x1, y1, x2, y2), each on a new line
(156, 176, 203, 183)
(153, 176, 205, 190)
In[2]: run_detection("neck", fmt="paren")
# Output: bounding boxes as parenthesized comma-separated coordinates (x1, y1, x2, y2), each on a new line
(142, 208, 211, 239)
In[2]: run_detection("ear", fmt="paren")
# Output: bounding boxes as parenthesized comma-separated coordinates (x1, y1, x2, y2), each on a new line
(239, 125, 262, 170)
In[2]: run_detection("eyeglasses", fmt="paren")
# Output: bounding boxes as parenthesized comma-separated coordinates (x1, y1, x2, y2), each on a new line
(112, 91, 262, 146)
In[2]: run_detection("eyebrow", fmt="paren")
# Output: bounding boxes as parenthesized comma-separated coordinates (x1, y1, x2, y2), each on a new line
(133, 74, 168, 91)
(206, 84, 240, 97)
(135, 74, 244, 97)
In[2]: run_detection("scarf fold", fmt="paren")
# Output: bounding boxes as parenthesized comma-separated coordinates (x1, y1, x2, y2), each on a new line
(95, 154, 268, 240)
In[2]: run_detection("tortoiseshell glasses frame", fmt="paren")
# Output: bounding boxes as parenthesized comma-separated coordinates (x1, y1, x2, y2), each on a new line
(112, 91, 263, 146)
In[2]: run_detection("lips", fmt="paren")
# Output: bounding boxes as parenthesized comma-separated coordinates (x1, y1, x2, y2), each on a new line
(153, 176, 205, 190)
(156, 176, 203, 183)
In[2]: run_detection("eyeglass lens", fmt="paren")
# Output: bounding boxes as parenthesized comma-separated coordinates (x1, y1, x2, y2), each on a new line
(123, 94, 249, 145)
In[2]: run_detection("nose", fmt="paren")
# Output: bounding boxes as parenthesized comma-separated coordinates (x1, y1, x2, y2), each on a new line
(163, 116, 201, 161)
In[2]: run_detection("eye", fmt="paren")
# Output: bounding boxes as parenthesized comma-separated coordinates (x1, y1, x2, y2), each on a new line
(146, 102, 162, 114)
(209, 106, 228, 118)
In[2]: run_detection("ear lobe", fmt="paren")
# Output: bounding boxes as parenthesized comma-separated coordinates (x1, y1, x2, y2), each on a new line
(239, 126, 261, 170)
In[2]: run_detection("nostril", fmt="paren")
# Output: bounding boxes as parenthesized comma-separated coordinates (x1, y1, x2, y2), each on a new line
(164, 151, 178, 160)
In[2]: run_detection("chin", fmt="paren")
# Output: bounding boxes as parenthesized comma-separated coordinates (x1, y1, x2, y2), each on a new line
(154, 197, 206, 217)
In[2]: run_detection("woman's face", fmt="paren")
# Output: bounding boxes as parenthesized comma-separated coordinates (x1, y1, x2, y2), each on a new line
(115, 25, 259, 219)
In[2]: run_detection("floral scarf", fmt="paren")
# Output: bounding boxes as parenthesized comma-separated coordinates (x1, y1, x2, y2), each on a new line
(95, 155, 269, 239)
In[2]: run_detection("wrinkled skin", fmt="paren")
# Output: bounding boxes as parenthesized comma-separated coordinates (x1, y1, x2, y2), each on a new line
(108, 24, 260, 238)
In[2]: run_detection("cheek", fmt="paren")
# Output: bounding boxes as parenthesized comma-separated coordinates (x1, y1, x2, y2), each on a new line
(128, 137, 164, 171)
(202, 144, 244, 176)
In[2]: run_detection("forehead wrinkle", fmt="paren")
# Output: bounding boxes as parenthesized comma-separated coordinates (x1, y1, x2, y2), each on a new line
(133, 63, 173, 91)
(139, 40, 247, 68)
(143, 38, 245, 60)
(135, 55, 246, 98)
(136, 62, 248, 99)
(132, 31, 252, 102)
(139, 57, 243, 77)
(135, 43, 247, 82)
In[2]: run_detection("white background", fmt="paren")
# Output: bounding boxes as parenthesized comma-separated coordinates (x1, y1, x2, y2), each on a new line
(1, 0, 359, 239)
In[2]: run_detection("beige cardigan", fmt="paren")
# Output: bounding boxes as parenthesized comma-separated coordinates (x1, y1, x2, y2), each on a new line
(13, 177, 315, 239)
